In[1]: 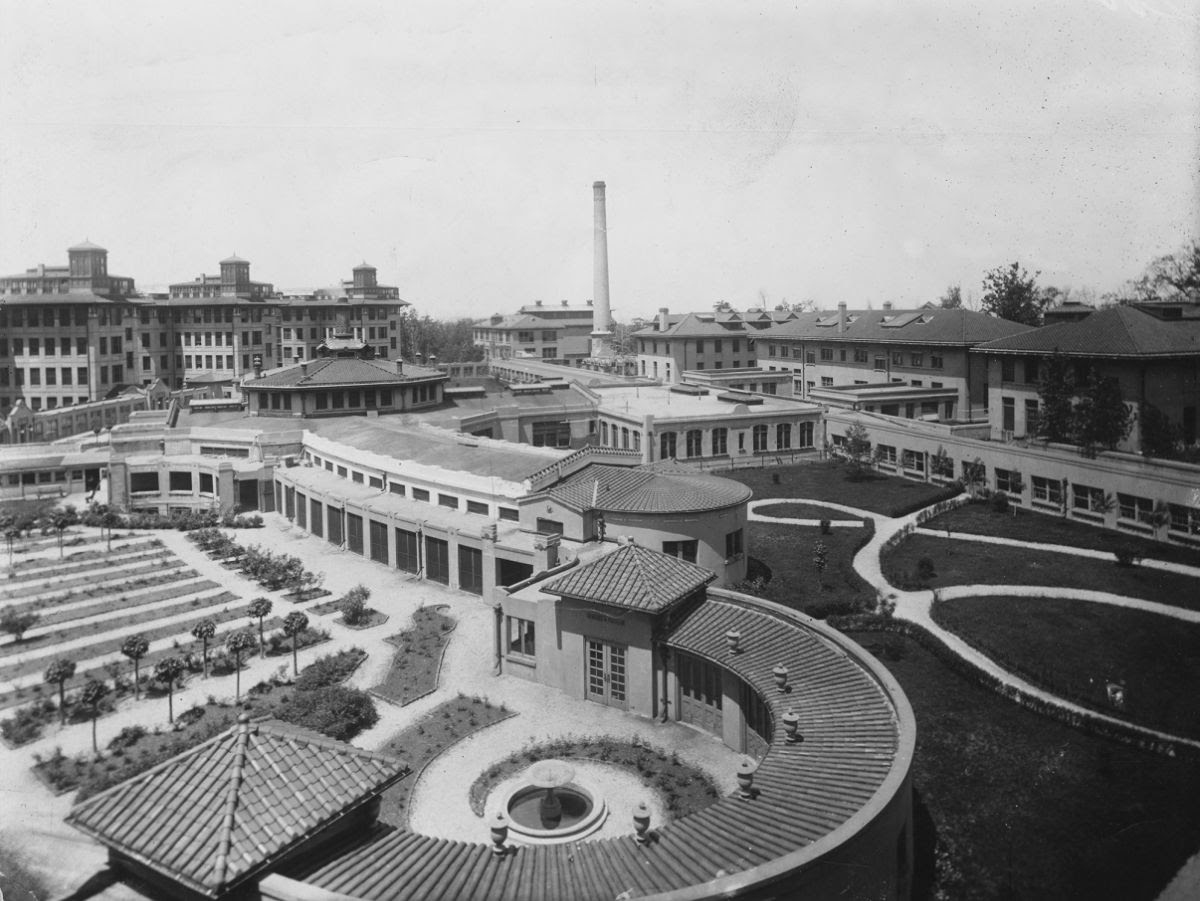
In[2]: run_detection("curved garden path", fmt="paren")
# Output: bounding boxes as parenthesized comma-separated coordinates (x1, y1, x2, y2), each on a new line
(751, 496, 1200, 752)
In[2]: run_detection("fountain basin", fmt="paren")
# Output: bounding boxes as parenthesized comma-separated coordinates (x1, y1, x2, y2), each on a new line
(500, 760, 608, 844)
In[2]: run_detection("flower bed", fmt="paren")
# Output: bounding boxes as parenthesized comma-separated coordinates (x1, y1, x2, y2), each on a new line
(369, 607, 456, 706)
(375, 695, 512, 828)
(467, 735, 721, 819)
(28, 578, 221, 629)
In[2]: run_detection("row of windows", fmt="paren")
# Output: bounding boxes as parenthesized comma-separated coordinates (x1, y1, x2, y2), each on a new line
(305, 454, 517, 521)
(657, 422, 817, 459)
(0, 394, 90, 410)
(129, 470, 216, 495)
(637, 338, 754, 355)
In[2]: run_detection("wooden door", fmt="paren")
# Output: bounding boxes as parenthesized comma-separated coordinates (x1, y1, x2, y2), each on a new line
(585, 639, 628, 709)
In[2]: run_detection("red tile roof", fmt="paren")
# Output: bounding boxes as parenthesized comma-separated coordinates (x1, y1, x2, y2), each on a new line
(973, 305, 1200, 357)
(65, 716, 408, 898)
(548, 463, 752, 514)
(248, 358, 446, 389)
(282, 592, 912, 901)
(765, 307, 1033, 346)
(542, 544, 715, 612)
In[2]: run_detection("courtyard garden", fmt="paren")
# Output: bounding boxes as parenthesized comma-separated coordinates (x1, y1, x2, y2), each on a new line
(845, 629, 1200, 901)
(880, 533, 1200, 609)
(931, 596, 1200, 740)
(743, 520, 876, 618)
(725, 459, 959, 517)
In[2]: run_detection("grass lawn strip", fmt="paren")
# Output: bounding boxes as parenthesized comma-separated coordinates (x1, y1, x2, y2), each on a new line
(932, 596, 1200, 740)
(0, 595, 252, 684)
(7, 571, 207, 623)
(743, 520, 876, 618)
(752, 501, 867, 523)
(881, 534, 1200, 610)
(922, 503, 1200, 567)
(0, 588, 237, 663)
(1, 541, 165, 582)
(843, 630, 1200, 901)
(3, 558, 188, 602)
(724, 460, 958, 517)
(370, 607, 457, 706)
(467, 735, 721, 819)
(375, 695, 513, 828)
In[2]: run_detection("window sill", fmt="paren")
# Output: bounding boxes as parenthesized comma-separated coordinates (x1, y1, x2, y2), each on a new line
(1116, 520, 1153, 534)
(505, 654, 536, 669)
(1072, 510, 1104, 523)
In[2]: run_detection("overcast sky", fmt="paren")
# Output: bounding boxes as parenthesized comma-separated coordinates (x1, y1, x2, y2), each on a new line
(1, 0, 1197, 320)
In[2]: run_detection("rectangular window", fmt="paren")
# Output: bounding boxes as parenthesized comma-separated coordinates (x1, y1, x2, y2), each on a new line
(891, 351, 903, 366)
(725, 529, 744, 560)
(1002, 397, 1015, 432)
(1001, 358, 1016, 382)
(1072, 483, 1108, 514)
(438, 494, 459, 510)
(466, 500, 489, 516)
(820, 347, 833, 361)
(1168, 504, 1200, 535)
(910, 353, 923, 367)
(413, 487, 430, 502)
(930, 354, 944, 369)
(854, 348, 869, 363)
(425, 536, 450, 583)
(821, 376, 833, 387)
(685, 429, 703, 458)
(995, 468, 1021, 494)
(876, 444, 897, 465)
(458, 545, 484, 595)
(776, 422, 791, 449)
(346, 513, 364, 554)
(1117, 493, 1154, 524)
(1032, 476, 1063, 507)
(1025, 357, 1040, 384)
(662, 540, 698, 563)
(499, 507, 519, 522)
(389, 482, 406, 496)
(506, 616, 535, 658)
(711, 427, 728, 456)
(169, 471, 193, 492)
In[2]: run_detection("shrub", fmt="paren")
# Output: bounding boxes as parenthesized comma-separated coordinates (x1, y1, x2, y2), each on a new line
(1, 700, 55, 746)
(295, 648, 367, 691)
(820, 518, 832, 534)
(274, 685, 378, 741)
(916, 557, 937, 581)
(340, 586, 371, 626)
(1114, 546, 1143, 568)
(107, 725, 148, 751)
(991, 491, 1010, 514)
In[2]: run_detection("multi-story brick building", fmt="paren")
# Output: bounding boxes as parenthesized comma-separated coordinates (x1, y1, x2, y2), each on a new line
(0, 242, 140, 411)
(632, 306, 797, 383)
(472, 300, 596, 364)
(758, 303, 1032, 420)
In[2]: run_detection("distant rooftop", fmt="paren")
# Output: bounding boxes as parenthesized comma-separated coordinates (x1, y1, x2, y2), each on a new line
(548, 462, 752, 514)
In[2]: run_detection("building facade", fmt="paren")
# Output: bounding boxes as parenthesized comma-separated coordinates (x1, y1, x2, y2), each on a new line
(633, 306, 798, 384)
(473, 300, 596, 364)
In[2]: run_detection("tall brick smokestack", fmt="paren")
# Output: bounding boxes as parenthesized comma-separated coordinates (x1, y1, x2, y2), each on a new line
(591, 180, 613, 358)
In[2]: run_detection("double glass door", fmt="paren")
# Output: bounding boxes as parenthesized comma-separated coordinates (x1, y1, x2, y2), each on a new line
(586, 639, 627, 709)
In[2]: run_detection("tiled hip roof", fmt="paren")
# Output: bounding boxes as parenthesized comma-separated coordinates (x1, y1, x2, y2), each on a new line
(282, 592, 913, 901)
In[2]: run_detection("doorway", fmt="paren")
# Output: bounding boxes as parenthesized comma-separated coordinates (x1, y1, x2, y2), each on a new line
(585, 639, 627, 709)
(677, 652, 723, 736)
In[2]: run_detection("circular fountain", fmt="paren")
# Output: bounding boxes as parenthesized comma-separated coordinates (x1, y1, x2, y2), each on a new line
(501, 759, 608, 844)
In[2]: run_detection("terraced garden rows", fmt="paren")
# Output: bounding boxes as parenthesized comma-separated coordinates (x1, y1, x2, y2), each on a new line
(4, 565, 198, 621)
(17, 577, 220, 630)
(3, 558, 186, 603)
(2, 540, 165, 584)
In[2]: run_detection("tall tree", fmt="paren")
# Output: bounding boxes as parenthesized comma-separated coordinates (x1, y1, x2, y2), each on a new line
(283, 611, 310, 676)
(79, 679, 110, 756)
(980, 262, 1045, 326)
(225, 629, 258, 701)
(50, 508, 77, 558)
(1128, 241, 1200, 305)
(842, 422, 873, 481)
(247, 598, 273, 657)
(1139, 402, 1181, 459)
(1036, 352, 1076, 444)
(939, 284, 963, 309)
(120, 634, 150, 698)
(1073, 371, 1132, 455)
(43, 658, 77, 724)
(192, 619, 216, 678)
(153, 656, 186, 724)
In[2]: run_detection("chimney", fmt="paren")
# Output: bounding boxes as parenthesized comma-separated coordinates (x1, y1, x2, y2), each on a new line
(658, 307, 669, 332)
(591, 180, 613, 357)
(837, 301, 847, 334)
(535, 299, 543, 307)
(300, 362, 308, 376)
(882, 300, 893, 312)
(395, 359, 404, 375)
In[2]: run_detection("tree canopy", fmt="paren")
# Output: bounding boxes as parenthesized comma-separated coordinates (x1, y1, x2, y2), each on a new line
(980, 262, 1045, 326)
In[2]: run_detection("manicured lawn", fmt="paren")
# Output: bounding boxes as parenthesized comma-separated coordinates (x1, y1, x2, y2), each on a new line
(844, 630, 1200, 901)
(744, 521, 876, 618)
(467, 735, 721, 819)
(375, 694, 512, 827)
(724, 460, 959, 517)
(932, 596, 1200, 739)
(881, 534, 1200, 610)
(753, 502, 866, 522)
(370, 607, 456, 706)
(923, 502, 1200, 566)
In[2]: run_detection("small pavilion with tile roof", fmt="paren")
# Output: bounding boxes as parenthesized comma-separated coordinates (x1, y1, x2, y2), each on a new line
(65, 715, 409, 900)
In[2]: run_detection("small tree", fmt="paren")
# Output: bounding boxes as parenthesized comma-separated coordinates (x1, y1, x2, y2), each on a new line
(843, 422, 873, 481)
(340, 586, 370, 626)
(192, 619, 217, 678)
(1, 608, 40, 644)
(283, 611, 310, 676)
(120, 634, 150, 698)
(79, 678, 111, 756)
(812, 541, 828, 586)
(153, 656, 186, 724)
(225, 629, 258, 701)
(247, 598, 274, 657)
(980, 261, 1044, 326)
(51, 508, 77, 558)
(1140, 402, 1181, 459)
(44, 657, 77, 724)
(100, 510, 122, 552)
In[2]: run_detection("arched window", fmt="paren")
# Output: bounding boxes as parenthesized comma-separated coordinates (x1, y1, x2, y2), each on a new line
(752, 424, 768, 452)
